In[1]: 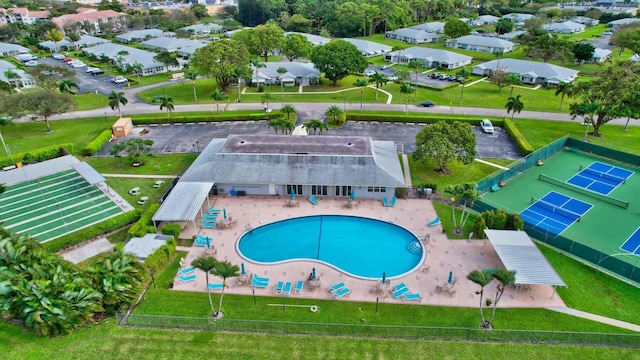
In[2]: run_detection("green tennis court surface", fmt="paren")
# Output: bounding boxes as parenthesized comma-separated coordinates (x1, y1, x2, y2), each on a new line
(482, 150, 640, 268)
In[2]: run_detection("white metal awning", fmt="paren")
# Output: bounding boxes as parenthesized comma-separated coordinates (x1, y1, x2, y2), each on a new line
(152, 182, 213, 223)
(485, 229, 567, 287)
(71, 162, 106, 185)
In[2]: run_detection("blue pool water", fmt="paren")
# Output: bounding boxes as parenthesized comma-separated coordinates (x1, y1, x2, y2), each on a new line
(237, 215, 424, 279)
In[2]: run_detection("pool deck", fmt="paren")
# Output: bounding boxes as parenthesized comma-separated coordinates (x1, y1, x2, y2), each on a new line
(172, 195, 566, 308)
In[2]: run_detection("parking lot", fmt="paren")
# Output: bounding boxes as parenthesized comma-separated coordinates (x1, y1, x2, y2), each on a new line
(365, 64, 462, 89)
(39, 57, 127, 95)
(98, 120, 521, 160)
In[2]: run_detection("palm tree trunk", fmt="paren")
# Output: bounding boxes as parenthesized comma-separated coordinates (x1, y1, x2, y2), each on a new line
(624, 116, 630, 131)
(405, 96, 408, 115)
(413, 71, 418, 102)
(360, 88, 364, 114)
(459, 84, 464, 105)
(192, 83, 197, 102)
(205, 274, 215, 315)
(558, 94, 564, 111)
(44, 116, 52, 133)
(509, 85, 514, 98)
(375, 85, 379, 101)
(238, 77, 242, 102)
(281, 81, 284, 105)
(478, 288, 486, 327)
(488, 288, 505, 325)
(216, 279, 226, 316)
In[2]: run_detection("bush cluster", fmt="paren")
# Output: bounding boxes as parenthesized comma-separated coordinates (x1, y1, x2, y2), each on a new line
(503, 118, 534, 155)
(473, 209, 524, 239)
(43, 210, 141, 253)
(131, 112, 282, 125)
(82, 129, 113, 156)
(345, 114, 502, 127)
(161, 224, 181, 239)
(415, 182, 438, 192)
(143, 237, 176, 274)
(0, 143, 75, 168)
(128, 203, 161, 238)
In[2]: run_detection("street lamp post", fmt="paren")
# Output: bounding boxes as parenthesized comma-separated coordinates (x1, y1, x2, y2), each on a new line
(252, 287, 256, 305)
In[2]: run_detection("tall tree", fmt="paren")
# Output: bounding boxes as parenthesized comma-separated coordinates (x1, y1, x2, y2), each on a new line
(233, 24, 285, 62)
(45, 28, 64, 53)
(456, 66, 470, 105)
(185, 69, 199, 102)
(490, 70, 508, 92)
(280, 32, 313, 61)
(467, 269, 494, 329)
(353, 78, 368, 114)
(210, 260, 240, 317)
(153, 52, 179, 72)
(58, 79, 79, 95)
(277, 66, 287, 104)
(444, 18, 470, 39)
(555, 82, 574, 111)
(494, 18, 514, 34)
(413, 121, 476, 174)
(158, 95, 174, 117)
(310, 40, 368, 86)
(191, 256, 218, 316)
(191, 40, 250, 90)
(280, 104, 296, 121)
(505, 95, 524, 121)
(233, 66, 247, 102)
(261, 92, 274, 110)
(129, 62, 143, 86)
(573, 42, 595, 64)
(408, 59, 422, 101)
(368, 71, 388, 101)
(18, 90, 74, 133)
(210, 89, 228, 113)
(108, 91, 127, 116)
(506, 73, 521, 98)
(67, 32, 81, 50)
(108, 138, 154, 165)
(487, 269, 517, 328)
(3, 69, 20, 95)
(325, 105, 344, 125)
(399, 82, 415, 115)
(250, 57, 265, 88)
(444, 182, 481, 234)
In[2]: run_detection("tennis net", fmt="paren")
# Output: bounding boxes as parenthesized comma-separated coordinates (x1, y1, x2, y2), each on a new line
(530, 197, 582, 222)
(579, 165, 627, 184)
(538, 174, 629, 209)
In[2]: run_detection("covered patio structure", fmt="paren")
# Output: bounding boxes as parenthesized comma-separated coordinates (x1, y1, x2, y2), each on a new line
(484, 229, 567, 298)
(152, 181, 214, 230)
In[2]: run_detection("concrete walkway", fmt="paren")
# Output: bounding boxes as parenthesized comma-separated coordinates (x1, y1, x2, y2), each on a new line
(61, 238, 113, 264)
(401, 154, 412, 188)
(102, 174, 178, 179)
(474, 158, 510, 170)
(546, 307, 640, 332)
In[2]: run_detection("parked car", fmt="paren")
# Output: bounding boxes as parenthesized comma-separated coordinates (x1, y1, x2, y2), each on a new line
(430, 73, 440, 79)
(62, 57, 74, 63)
(480, 119, 494, 134)
(456, 77, 465, 83)
(380, 64, 391, 70)
(438, 74, 448, 80)
(418, 100, 436, 107)
(386, 75, 398, 81)
(365, 70, 376, 76)
(70, 61, 86, 68)
(52, 53, 65, 60)
(24, 60, 39, 67)
(89, 68, 105, 75)
(446, 75, 457, 81)
(111, 76, 128, 84)
(17, 54, 37, 62)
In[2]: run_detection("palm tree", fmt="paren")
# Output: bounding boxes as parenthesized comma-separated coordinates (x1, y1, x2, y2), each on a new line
(399, 82, 416, 115)
(487, 269, 517, 327)
(494, 50, 504, 70)
(555, 82, 574, 111)
(129, 61, 143, 86)
(280, 104, 296, 121)
(505, 95, 524, 121)
(277, 67, 287, 104)
(45, 28, 64, 53)
(303, 119, 328, 135)
(4, 69, 20, 94)
(233, 67, 246, 102)
(108, 91, 128, 116)
(58, 79, 79, 95)
(261, 92, 274, 110)
(87, 250, 145, 313)
(67, 32, 81, 50)
(250, 57, 265, 88)
(506, 73, 521, 98)
(456, 66, 471, 105)
(368, 71, 388, 101)
(191, 256, 219, 316)
(408, 59, 422, 101)
(158, 95, 174, 118)
(325, 105, 344, 125)
(353, 79, 368, 114)
(467, 269, 494, 329)
(210, 89, 228, 113)
(116, 50, 129, 66)
(210, 261, 240, 317)
(185, 69, 199, 102)
(267, 119, 294, 134)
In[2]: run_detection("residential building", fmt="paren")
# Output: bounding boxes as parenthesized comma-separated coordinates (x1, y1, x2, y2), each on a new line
(384, 47, 472, 70)
(285, 32, 330, 46)
(179, 23, 225, 36)
(0, 7, 49, 25)
(141, 37, 204, 53)
(176, 43, 208, 59)
(472, 15, 500, 26)
(472, 58, 579, 85)
(409, 21, 445, 33)
(342, 38, 392, 57)
(0, 42, 29, 56)
(498, 31, 525, 41)
(607, 18, 640, 29)
(446, 35, 516, 54)
(385, 28, 443, 44)
(52, 9, 127, 34)
(115, 29, 165, 43)
(0, 59, 35, 89)
(82, 42, 181, 76)
(501, 13, 535, 28)
(38, 35, 109, 52)
(572, 16, 599, 26)
(544, 21, 586, 34)
(251, 61, 320, 86)
(591, 48, 612, 63)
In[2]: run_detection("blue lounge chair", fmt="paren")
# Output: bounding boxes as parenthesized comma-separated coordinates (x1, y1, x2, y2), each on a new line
(201, 221, 216, 229)
(275, 281, 284, 294)
(328, 282, 346, 293)
(178, 274, 196, 283)
(390, 196, 397, 207)
(392, 287, 410, 299)
(251, 278, 269, 288)
(294, 280, 304, 294)
(253, 274, 269, 282)
(196, 234, 211, 242)
(403, 292, 422, 301)
(194, 237, 212, 247)
(333, 287, 351, 299)
(207, 283, 224, 290)
(204, 213, 219, 220)
(428, 216, 441, 227)
(178, 266, 195, 275)
(309, 194, 319, 205)
(491, 184, 500, 192)
(283, 282, 292, 295)
(208, 208, 222, 213)
(382, 197, 389, 207)
(391, 282, 406, 292)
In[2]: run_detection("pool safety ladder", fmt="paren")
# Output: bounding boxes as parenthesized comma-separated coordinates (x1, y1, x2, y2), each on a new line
(407, 241, 423, 255)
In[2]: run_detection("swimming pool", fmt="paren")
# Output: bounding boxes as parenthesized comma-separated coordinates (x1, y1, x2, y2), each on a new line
(237, 215, 424, 279)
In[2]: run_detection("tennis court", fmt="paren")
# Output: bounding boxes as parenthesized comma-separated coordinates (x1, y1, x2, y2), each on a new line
(520, 191, 593, 236)
(566, 161, 633, 195)
(621, 227, 640, 255)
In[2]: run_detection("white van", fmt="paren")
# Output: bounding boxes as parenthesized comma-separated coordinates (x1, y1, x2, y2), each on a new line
(17, 54, 38, 63)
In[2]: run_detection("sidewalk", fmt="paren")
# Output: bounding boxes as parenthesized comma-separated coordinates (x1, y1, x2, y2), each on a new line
(546, 307, 640, 332)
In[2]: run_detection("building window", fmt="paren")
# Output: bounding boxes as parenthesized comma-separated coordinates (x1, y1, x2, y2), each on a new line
(286, 185, 303, 196)
(367, 186, 386, 193)
(311, 185, 328, 196)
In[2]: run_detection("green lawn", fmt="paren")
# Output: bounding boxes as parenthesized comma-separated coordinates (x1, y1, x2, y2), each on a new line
(432, 201, 475, 239)
(85, 154, 196, 175)
(74, 93, 109, 111)
(408, 156, 503, 189)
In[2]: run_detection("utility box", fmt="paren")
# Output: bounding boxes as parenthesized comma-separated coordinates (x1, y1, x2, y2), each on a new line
(112, 117, 133, 137)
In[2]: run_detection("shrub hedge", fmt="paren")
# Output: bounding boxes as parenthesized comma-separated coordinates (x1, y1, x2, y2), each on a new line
(473, 209, 524, 239)
(503, 117, 534, 155)
(43, 210, 141, 253)
(143, 237, 176, 274)
(128, 203, 161, 238)
(161, 224, 181, 239)
(345, 113, 501, 127)
(0, 143, 75, 168)
(82, 129, 113, 156)
(131, 112, 282, 125)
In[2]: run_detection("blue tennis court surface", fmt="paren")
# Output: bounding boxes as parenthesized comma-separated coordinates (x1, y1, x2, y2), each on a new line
(620, 227, 640, 255)
(520, 191, 593, 236)
(566, 161, 633, 195)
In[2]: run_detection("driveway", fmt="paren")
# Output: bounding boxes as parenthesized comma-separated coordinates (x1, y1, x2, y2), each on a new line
(365, 65, 452, 89)
(39, 57, 126, 95)
(98, 121, 522, 160)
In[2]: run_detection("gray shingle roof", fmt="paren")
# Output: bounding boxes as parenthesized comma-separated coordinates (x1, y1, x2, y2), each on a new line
(0, 42, 29, 55)
(386, 28, 442, 40)
(386, 46, 472, 64)
(115, 29, 164, 42)
(39, 35, 109, 51)
(141, 37, 203, 51)
(543, 21, 585, 32)
(474, 15, 499, 25)
(501, 13, 535, 22)
(179, 23, 224, 33)
(341, 38, 392, 56)
(608, 18, 640, 27)
(82, 43, 164, 70)
(180, 135, 405, 187)
(253, 61, 319, 82)
(452, 35, 515, 49)
(409, 21, 445, 33)
(473, 58, 579, 83)
(285, 32, 330, 46)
